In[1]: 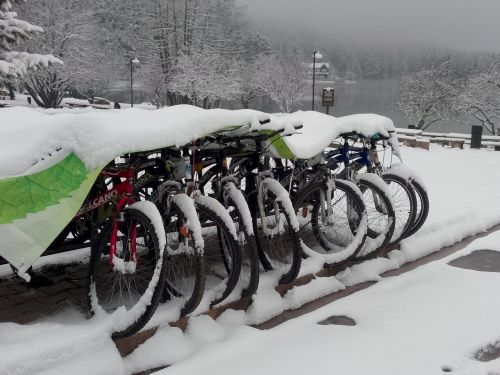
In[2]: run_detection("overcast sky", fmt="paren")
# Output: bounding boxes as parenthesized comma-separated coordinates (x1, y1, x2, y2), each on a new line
(239, 0, 500, 52)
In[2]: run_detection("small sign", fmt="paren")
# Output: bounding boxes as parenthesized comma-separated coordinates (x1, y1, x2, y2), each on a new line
(322, 87, 334, 106)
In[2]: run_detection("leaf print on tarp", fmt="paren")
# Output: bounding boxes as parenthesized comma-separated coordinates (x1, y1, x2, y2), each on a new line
(0, 153, 88, 224)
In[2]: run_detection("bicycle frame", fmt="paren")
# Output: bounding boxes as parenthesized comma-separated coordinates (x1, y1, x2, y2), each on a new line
(78, 167, 138, 269)
(328, 138, 388, 215)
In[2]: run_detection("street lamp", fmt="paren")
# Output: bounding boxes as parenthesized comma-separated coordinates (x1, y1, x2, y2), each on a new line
(130, 57, 140, 107)
(312, 50, 322, 111)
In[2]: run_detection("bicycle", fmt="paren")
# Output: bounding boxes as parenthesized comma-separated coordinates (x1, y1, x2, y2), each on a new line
(272, 150, 369, 265)
(200, 126, 303, 284)
(196, 135, 260, 298)
(327, 136, 397, 258)
(134, 148, 241, 308)
(343, 135, 420, 246)
(82, 160, 168, 339)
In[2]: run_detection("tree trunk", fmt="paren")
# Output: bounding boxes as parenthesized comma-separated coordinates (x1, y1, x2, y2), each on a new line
(6, 82, 15, 100)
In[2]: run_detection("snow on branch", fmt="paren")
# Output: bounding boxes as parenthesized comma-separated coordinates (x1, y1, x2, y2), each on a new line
(0, 0, 60, 77)
(0, 50, 61, 76)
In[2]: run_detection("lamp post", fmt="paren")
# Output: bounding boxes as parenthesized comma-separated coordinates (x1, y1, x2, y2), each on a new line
(312, 50, 322, 111)
(130, 57, 140, 107)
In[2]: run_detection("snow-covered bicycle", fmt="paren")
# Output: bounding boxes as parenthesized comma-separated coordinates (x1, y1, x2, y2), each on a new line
(200, 126, 303, 284)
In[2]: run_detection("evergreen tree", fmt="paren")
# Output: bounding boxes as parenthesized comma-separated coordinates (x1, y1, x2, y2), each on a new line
(0, 0, 59, 77)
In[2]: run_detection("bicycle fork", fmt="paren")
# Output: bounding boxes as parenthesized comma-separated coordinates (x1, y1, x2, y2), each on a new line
(319, 175, 336, 225)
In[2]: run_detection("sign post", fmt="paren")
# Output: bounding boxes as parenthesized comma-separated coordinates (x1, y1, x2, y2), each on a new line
(322, 87, 334, 115)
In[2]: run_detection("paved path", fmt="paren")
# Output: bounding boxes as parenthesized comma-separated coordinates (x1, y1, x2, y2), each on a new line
(0, 261, 89, 324)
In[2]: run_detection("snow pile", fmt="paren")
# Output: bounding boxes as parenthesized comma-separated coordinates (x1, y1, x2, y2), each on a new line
(270, 111, 398, 160)
(0, 106, 404, 179)
(0, 316, 125, 375)
(0, 105, 271, 178)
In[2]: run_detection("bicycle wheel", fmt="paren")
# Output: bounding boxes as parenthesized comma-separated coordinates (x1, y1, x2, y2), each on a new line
(382, 173, 417, 246)
(251, 178, 301, 284)
(161, 197, 206, 317)
(224, 184, 259, 298)
(198, 169, 259, 298)
(87, 207, 166, 339)
(403, 179, 429, 238)
(196, 196, 241, 306)
(356, 174, 396, 258)
(294, 179, 367, 264)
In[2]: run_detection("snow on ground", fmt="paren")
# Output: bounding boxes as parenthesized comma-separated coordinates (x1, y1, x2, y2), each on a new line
(0, 94, 155, 110)
(0, 313, 125, 375)
(1, 144, 500, 374)
(151, 230, 500, 375)
(396, 145, 500, 262)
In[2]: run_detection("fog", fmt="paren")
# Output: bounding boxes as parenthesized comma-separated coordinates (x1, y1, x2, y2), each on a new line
(239, 0, 500, 52)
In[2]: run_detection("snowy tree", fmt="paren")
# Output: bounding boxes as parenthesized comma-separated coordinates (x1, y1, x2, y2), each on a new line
(454, 65, 500, 135)
(233, 33, 271, 109)
(254, 50, 308, 113)
(396, 62, 462, 130)
(0, 0, 60, 77)
(17, 0, 114, 107)
(236, 61, 260, 109)
(107, 0, 269, 107)
(168, 49, 240, 108)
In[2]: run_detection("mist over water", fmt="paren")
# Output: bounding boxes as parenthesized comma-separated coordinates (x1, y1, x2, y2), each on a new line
(309, 80, 469, 133)
(236, 0, 497, 134)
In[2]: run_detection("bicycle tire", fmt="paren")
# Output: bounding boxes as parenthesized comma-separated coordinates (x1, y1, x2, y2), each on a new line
(224, 185, 260, 298)
(161, 197, 206, 317)
(87, 207, 166, 339)
(403, 179, 429, 238)
(356, 174, 396, 258)
(382, 173, 417, 246)
(294, 179, 367, 264)
(198, 164, 259, 297)
(195, 197, 241, 306)
(250, 178, 301, 284)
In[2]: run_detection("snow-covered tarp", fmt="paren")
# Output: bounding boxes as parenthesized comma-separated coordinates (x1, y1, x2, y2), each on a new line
(0, 105, 272, 273)
(267, 111, 401, 160)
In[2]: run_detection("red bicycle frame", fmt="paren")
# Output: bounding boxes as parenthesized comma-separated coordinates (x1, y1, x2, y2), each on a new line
(76, 167, 138, 268)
